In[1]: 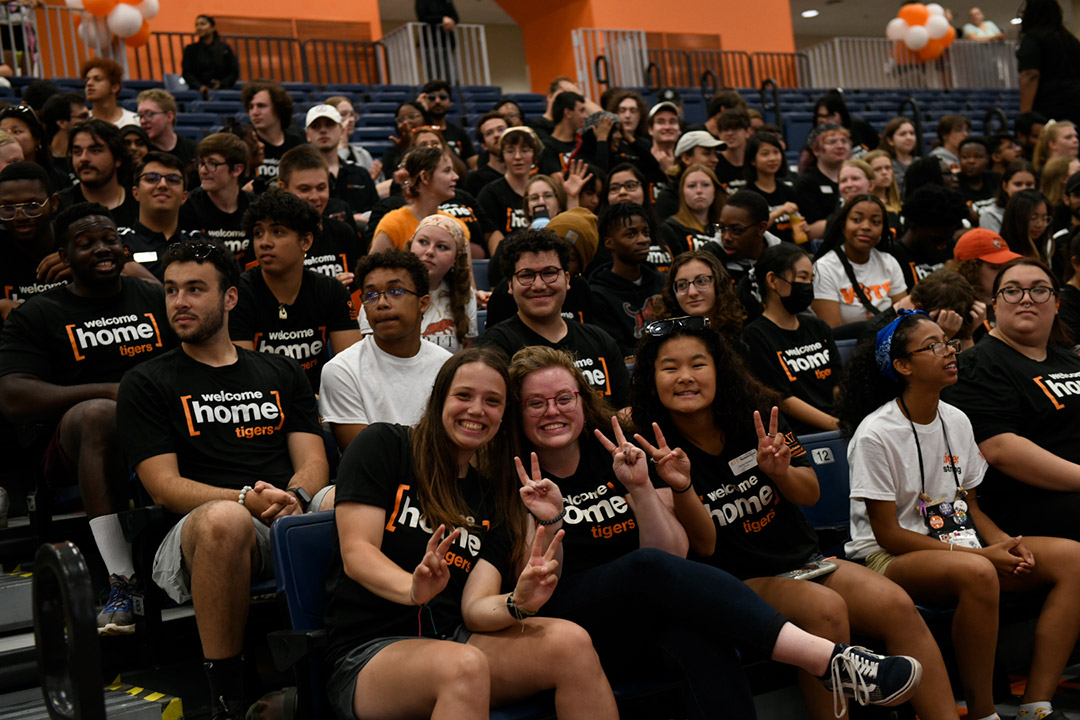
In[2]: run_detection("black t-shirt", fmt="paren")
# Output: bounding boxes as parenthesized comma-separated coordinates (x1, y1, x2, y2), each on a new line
(242, 216, 360, 283)
(178, 187, 255, 260)
(438, 121, 476, 161)
(957, 171, 1001, 206)
(465, 164, 501, 198)
(540, 136, 578, 175)
(477, 177, 527, 236)
(331, 162, 378, 215)
(1059, 284, 1080, 344)
(484, 275, 593, 327)
(886, 237, 953, 292)
(476, 315, 630, 406)
(747, 181, 798, 245)
(229, 267, 359, 390)
(670, 420, 818, 579)
(0, 277, 174, 385)
(57, 184, 138, 231)
(122, 223, 206, 280)
(324, 423, 504, 664)
(742, 314, 841, 436)
(588, 264, 665, 355)
(793, 166, 839, 224)
(153, 134, 199, 171)
(0, 231, 67, 304)
(1018, 29, 1080, 125)
(256, 131, 305, 181)
(117, 345, 321, 490)
(942, 334, 1080, 506)
(653, 184, 678, 222)
(713, 155, 747, 192)
(661, 218, 721, 258)
(541, 438, 651, 578)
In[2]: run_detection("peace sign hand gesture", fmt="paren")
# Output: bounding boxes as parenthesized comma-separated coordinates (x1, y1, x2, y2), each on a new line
(410, 524, 461, 606)
(594, 416, 650, 491)
(512, 524, 564, 613)
(516, 452, 564, 523)
(635, 422, 692, 493)
(755, 407, 791, 479)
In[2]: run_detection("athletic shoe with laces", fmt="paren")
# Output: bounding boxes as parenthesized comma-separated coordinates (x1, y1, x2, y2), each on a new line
(96, 574, 137, 635)
(820, 643, 922, 718)
(211, 694, 245, 720)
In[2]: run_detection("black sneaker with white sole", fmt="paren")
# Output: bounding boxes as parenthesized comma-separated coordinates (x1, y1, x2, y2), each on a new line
(820, 643, 923, 718)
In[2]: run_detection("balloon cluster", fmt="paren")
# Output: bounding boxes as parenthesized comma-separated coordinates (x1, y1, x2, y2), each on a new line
(65, 0, 158, 48)
(886, 3, 956, 62)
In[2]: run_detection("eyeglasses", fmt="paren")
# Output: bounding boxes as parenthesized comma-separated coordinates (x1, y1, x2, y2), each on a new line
(1029, 214, 1052, 224)
(673, 274, 714, 295)
(360, 287, 420, 305)
(197, 158, 230, 171)
(396, 111, 424, 123)
(512, 266, 562, 286)
(907, 339, 963, 357)
(717, 223, 751, 236)
(426, 93, 451, 101)
(136, 110, 168, 121)
(526, 191, 555, 204)
(522, 390, 580, 417)
(0, 200, 48, 220)
(139, 172, 184, 187)
(996, 286, 1055, 303)
(609, 180, 641, 194)
(501, 111, 522, 121)
(643, 315, 710, 337)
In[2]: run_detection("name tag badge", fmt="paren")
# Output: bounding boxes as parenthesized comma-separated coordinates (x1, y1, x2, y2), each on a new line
(820, 185, 834, 194)
(729, 448, 758, 475)
(132, 251, 158, 263)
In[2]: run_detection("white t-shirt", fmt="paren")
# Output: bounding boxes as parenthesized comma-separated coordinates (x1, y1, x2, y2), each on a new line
(359, 280, 478, 354)
(845, 400, 987, 560)
(813, 248, 906, 325)
(318, 336, 452, 427)
(110, 107, 140, 129)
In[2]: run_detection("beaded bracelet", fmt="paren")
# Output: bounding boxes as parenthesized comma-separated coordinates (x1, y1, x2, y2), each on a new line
(238, 485, 254, 505)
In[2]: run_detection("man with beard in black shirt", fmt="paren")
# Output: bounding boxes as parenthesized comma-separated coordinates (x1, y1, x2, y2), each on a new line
(0, 162, 64, 320)
(0, 203, 175, 635)
(117, 238, 328, 720)
(476, 228, 629, 406)
(419, 79, 475, 164)
(465, 111, 508, 196)
(179, 133, 255, 261)
(241, 81, 304, 181)
(57, 120, 138, 230)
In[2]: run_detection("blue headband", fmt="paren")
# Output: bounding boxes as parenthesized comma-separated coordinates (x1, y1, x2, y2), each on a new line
(875, 309, 929, 382)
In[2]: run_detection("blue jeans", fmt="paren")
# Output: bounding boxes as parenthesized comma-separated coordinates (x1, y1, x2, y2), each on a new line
(543, 548, 788, 719)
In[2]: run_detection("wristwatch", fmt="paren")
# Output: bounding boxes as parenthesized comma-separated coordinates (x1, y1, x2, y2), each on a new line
(286, 486, 312, 511)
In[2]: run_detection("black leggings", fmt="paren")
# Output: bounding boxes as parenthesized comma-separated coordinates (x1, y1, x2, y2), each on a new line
(544, 548, 789, 719)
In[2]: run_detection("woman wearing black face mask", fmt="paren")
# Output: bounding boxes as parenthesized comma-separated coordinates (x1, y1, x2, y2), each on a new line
(742, 243, 843, 433)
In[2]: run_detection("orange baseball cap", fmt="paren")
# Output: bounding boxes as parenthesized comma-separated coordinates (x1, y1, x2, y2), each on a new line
(953, 228, 1022, 264)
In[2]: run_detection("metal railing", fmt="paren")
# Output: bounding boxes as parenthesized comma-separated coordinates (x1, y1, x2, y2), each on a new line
(382, 22, 489, 87)
(803, 37, 1018, 89)
(752, 52, 811, 89)
(301, 39, 386, 87)
(572, 28, 649, 100)
(646, 48, 756, 92)
(30, 4, 124, 80)
(131, 32, 307, 83)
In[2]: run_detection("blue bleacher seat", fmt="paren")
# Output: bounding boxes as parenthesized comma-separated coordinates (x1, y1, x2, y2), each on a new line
(323, 83, 369, 94)
(798, 430, 851, 544)
(476, 309, 487, 334)
(177, 112, 221, 126)
(208, 89, 244, 102)
(835, 338, 857, 365)
(472, 258, 490, 292)
(175, 126, 207, 140)
(190, 100, 245, 115)
(356, 114, 395, 127)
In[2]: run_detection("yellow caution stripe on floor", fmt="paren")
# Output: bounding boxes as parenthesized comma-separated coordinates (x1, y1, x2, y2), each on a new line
(105, 676, 184, 720)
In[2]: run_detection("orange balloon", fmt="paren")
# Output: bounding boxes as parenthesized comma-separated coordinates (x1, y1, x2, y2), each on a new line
(73, 12, 81, 27)
(119, 0, 140, 5)
(942, 25, 956, 47)
(898, 3, 931, 26)
(83, 0, 117, 17)
(918, 37, 946, 61)
(123, 19, 150, 46)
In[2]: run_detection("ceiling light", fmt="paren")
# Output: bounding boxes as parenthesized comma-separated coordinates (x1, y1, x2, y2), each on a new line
(802, 9, 820, 17)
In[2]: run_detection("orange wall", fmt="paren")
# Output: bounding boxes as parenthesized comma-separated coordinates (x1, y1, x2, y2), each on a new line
(148, 0, 382, 38)
(496, 0, 794, 93)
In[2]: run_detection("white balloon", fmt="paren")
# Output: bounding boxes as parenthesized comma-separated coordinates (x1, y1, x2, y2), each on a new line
(926, 14, 949, 39)
(137, 0, 157, 20)
(904, 24, 930, 50)
(886, 17, 909, 41)
(65, 0, 84, 9)
(926, 3, 945, 16)
(78, 16, 106, 48)
(106, 2, 142, 37)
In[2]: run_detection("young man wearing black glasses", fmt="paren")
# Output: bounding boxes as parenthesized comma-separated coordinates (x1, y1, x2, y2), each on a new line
(0, 202, 175, 636)
(476, 228, 629, 406)
(179, 133, 254, 261)
(126, 152, 206, 280)
(319, 248, 452, 451)
(420, 79, 475, 164)
(117, 237, 328, 720)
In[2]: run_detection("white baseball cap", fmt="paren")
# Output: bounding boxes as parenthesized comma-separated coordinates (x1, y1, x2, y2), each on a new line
(305, 104, 342, 128)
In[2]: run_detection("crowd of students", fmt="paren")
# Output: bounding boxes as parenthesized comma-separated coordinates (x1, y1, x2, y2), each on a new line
(5, 10, 1080, 716)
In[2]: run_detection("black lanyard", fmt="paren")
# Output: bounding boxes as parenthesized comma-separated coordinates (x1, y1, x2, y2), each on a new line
(897, 396, 963, 516)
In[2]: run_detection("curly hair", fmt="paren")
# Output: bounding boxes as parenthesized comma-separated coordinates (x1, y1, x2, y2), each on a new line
(241, 81, 294, 130)
(356, 248, 430, 297)
(508, 346, 616, 443)
(835, 313, 932, 433)
(498, 228, 571, 279)
(653, 250, 745, 343)
(241, 188, 322, 245)
(630, 325, 778, 448)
